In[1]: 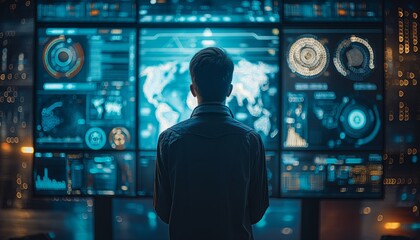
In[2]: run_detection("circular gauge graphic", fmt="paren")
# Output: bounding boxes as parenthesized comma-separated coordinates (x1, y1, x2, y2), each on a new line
(333, 35, 375, 81)
(338, 98, 381, 146)
(287, 35, 329, 78)
(109, 127, 130, 150)
(42, 36, 84, 79)
(85, 127, 107, 150)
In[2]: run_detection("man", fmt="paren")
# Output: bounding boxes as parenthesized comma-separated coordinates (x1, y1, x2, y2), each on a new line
(154, 47, 269, 240)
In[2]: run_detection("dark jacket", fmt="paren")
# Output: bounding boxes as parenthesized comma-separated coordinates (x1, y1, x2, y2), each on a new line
(154, 103, 269, 240)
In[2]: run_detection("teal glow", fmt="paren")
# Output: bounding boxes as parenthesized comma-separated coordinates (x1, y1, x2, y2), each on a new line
(347, 109, 367, 130)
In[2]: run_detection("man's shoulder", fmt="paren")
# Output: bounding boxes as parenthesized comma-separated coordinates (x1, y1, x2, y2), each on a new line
(180, 117, 255, 133)
(158, 126, 182, 144)
(164, 117, 258, 138)
(227, 118, 256, 134)
(163, 119, 192, 135)
(158, 119, 193, 143)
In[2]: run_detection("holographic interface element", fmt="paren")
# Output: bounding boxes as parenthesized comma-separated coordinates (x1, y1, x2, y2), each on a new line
(281, 151, 383, 198)
(139, 28, 279, 150)
(333, 35, 375, 81)
(139, 0, 280, 23)
(36, 28, 136, 150)
(34, 152, 135, 196)
(34, 153, 67, 193)
(287, 35, 329, 78)
(282, 28, 383, 150)
(42, 35, 84, 79)
(283, 0, 382, 22)
(37, 0, 136, 22)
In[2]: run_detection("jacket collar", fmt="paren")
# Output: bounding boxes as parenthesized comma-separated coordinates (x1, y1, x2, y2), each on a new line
(190, 103, 234, 118)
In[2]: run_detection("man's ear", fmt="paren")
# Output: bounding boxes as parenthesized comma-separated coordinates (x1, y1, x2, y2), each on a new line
(190, 84, 197, 97)
(226, 84, 233, 97)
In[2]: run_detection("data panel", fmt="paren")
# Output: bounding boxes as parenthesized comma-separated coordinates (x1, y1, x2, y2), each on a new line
(35, 28, 136, 150)
(283, 0, 382, 22)
(34, 151, 135, 196)
(139, 0, 280, 23)
(280, 151, 383, 198)
(37, 0, 136, 22)
(282, 28, 383, 151)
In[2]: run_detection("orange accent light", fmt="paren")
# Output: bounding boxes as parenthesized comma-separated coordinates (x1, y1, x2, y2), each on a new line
(20, 147, 34, 154)
(384, 222, 401, 230)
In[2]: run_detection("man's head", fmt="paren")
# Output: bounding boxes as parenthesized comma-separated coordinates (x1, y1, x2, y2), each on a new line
(189, 47, 234, 103)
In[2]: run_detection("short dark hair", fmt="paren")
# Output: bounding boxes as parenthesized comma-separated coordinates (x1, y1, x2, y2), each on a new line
(189, 47, 234, 102)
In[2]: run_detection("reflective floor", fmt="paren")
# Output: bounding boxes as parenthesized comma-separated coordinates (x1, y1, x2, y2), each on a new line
(0, 199, 301, 240)
(0, 201, 93, 240)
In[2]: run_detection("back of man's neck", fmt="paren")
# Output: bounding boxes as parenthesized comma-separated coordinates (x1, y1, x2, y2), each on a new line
(197, 101, 226, 106)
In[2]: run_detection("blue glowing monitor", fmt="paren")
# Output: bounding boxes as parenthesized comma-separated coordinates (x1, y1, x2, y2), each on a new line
(139, 28, 279, 150)
(34, 151, 136, 196)
(281, 28, 383, 151)
(283, 0, 382, 22)
(139, 0, 280, 23)
(37, 0, 136, 22)
(36, 28, 136, 150)
(280, 151, 383, 198)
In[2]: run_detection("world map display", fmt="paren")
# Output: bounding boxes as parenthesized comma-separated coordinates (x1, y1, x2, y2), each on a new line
(139, 28, 280, 150)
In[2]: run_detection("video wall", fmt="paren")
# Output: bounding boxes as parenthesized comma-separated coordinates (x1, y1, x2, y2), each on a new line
(32, 0, 384, 198)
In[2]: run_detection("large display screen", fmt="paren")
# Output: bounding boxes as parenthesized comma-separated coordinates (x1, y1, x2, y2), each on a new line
(37, 0, 136, 22)
(35, 28, 136, 150)
(139, 28, 279, 150)
(139, 0, 280, 23)
(280, 151, 383, 198)
(137, 151, 280, 197)
(283, 0, 382, 22)
(281, 28, 383, 151)
(33, 151, 135, 196)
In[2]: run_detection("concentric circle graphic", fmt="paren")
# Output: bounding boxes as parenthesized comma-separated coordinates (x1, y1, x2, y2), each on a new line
(347, 109, 367, 130)
(338, 98, 380, 146)
(109, 127, 130, 150)
(85, 127, 106, 150)
(42, 36, 84, 79)
(333, 35, 375, 81)
(287, 35, 329, 78)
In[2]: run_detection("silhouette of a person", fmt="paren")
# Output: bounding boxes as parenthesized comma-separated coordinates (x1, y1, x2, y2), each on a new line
(154, 47, 269, 240)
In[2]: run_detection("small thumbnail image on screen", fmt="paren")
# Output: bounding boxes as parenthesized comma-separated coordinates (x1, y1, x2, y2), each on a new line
(137, 151, 279, 197)
(37, 0, 136, 22)
(139, 0, 280, 23)
(281, 28, 383, 150)
(139, 28, 279, 150)
(35, 28, 136, 150)
(280, 151, 383, 198)
(34, 151, 136, 196)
